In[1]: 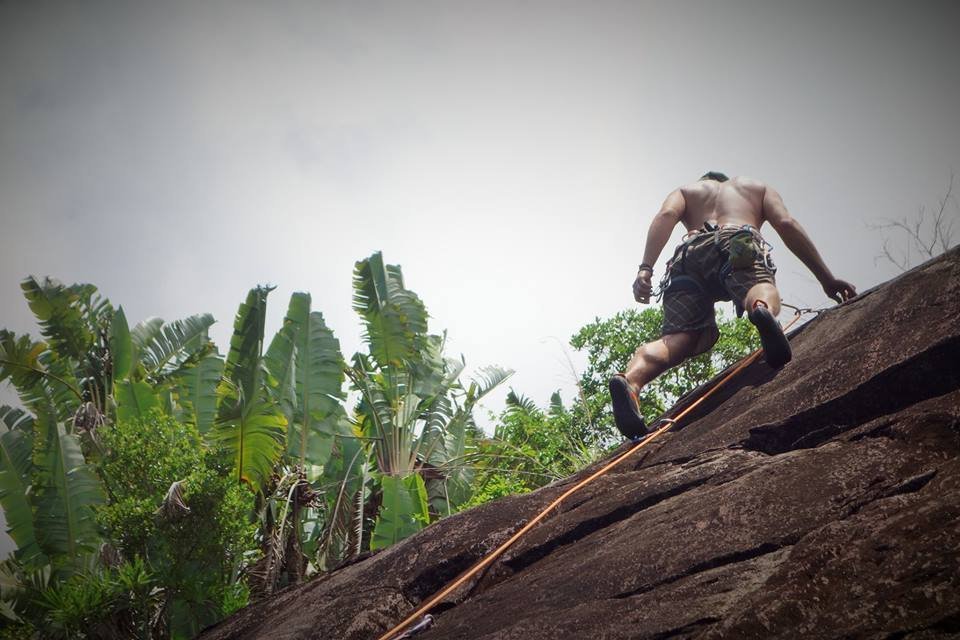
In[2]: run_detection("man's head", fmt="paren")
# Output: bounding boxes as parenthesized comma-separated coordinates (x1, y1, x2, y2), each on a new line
(700, 171, 729, 182)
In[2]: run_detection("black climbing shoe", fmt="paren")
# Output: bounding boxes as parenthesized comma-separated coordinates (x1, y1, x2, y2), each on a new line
(609, 374, 649, 441)
(748, 304, 792, 369)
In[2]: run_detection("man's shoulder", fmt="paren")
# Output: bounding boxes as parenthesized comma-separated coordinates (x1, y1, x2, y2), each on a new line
(676, 176, 769, 191)
(677, 180, 712, 195)
(730, 175, 767, 191)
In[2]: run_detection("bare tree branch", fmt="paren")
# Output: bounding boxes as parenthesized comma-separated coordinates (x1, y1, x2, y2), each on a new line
(869, 172, 958, 272)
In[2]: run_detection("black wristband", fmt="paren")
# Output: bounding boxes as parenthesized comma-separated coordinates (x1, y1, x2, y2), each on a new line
(638, 263, 654, 273)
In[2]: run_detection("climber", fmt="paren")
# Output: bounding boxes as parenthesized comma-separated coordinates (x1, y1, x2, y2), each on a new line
(609, 172, 857, 440)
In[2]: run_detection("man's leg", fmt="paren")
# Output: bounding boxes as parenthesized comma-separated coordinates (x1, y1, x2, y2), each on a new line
(744, 282, 791, 368)
(744, 282, 781, 316)
(610, 328, 716, 439)
(623, 329, 713, 391)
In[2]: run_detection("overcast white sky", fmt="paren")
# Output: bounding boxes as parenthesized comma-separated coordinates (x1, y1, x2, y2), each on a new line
(2, 1, 958, 429)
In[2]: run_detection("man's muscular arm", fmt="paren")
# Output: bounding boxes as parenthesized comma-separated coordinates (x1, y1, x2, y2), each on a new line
(634, 190, 684, 303)
(763, 187, 857, 303)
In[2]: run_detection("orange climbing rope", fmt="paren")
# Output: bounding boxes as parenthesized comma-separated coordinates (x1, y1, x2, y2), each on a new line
(378, 311, 808, 640)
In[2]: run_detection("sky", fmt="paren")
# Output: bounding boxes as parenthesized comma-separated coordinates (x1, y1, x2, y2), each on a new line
(1, 0, 959, 549)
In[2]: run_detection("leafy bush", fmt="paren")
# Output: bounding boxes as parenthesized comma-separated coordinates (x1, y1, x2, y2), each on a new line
(0, 557, 156, 640)
(463, 391, 596, 509)
(97, 410, 257, 638)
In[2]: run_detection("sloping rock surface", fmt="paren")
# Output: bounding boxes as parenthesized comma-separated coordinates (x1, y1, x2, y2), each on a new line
(203, 248, 960, 639)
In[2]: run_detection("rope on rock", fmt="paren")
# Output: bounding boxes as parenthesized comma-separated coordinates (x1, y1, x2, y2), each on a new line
(378, 309, 810, 640)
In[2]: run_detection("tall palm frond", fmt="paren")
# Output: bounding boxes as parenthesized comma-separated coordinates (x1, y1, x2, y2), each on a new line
(20, 277, 113, 409)
(352, 253, 428, 373)
(292, 299, 346, 472)
(109, 306, 133, 382)
(19, 278, 101, 366)
(212, 287, 285, 491)
(32, 414, 104, 567)
(219, 287, 272, 408)
(264, 301, 300, 423)
(113, 380, 160, 424)
(133, 314, 216, 381)
(467, 366, 514, 404)
(0, 333, 83, 423)
(0, 408, 45, 567)
(171, 354, 223, 435)
(505, 388, 538, 414)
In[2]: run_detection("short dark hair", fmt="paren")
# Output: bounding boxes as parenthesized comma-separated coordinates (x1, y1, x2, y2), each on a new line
(700, 171, 729, 182)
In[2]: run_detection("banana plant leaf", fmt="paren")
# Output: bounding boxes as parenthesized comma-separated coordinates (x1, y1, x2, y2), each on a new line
(0, 334, 82, 424)
(114, 380, 160, 424)
(371, 473, 429, 550)
(33, 418, 104, 565)
(352, 253, 428, 372)
(0, 409, 45, 567)
(211, 397, 287, 490)
(171, 353, 223, 435)
(109, 306, 133, 382)
(219, 287, 272, 410)
(264, 297, 301, 424)
(214, 287, 285, 490)
(132, 313, 215, 380)
(291, 298, 346, 471)
(20, 277, 98, 364)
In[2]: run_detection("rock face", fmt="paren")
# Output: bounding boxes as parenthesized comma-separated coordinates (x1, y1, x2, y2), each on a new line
(202, 248, 960, 640)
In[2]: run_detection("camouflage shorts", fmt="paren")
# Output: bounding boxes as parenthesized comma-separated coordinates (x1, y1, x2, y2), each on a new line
(661, 227, 777, 344)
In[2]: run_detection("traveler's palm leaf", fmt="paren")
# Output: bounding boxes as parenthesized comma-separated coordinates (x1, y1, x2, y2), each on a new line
(132, 313, 215, 381)
(352, 252, 428, 373)
(33, 415, 104, 565)
(213, 287, 286, 490)
(0, 407, 45, 567)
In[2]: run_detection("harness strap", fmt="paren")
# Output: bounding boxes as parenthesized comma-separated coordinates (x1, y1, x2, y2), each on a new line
(659, 223, 775, 311)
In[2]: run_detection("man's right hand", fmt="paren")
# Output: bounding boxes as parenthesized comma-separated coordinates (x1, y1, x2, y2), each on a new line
(633, 270, 653, 304)
(821, 276, 857, 303)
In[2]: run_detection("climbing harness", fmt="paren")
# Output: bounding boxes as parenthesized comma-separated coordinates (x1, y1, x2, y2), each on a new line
(655, 222, 775, 318)
(377, 309, 812, 640)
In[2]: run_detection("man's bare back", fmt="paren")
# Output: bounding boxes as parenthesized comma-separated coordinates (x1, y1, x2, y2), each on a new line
(676, 176, 767, 231)
(634, 173, 855, 305)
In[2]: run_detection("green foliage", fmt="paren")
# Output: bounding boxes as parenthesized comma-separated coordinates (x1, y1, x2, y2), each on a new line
(0, 410, 44, 567)
(352, 252, 429, 371)
(570, 307, 758, 443)
(171, 353, 223, 436)
(33, 424, 104, 569)
(328, 253, 511, 556)
(97, 410, 257, 637)
(1, 260, 511, 627)
(19, 278, 111, 391)
(113, 380, 159, 424)
(109, 306, 133, 382)
(133, 314, 215, 381)
(462, 391, 597, 510)
(371, 474, 430, 550)
(265, 293, 346, 474)
(213, 286, 287, 491)
(2, 557, 159, 640)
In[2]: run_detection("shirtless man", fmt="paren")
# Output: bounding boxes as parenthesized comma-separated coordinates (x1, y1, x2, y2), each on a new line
(609, 171, 857, 439)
